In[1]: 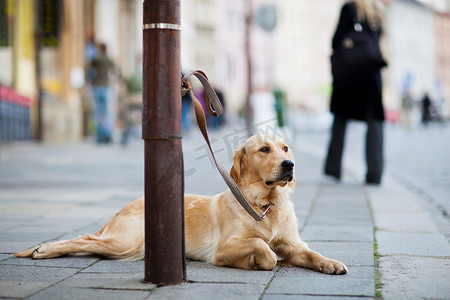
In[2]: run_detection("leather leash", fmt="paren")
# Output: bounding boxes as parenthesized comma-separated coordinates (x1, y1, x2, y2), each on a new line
(182, 70, 267, 221)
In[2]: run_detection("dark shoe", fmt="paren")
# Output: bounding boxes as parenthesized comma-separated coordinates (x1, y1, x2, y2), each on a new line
(366, 177, 381, 185)
(323, 174, 340, 184)
(325, 170, 340, 181)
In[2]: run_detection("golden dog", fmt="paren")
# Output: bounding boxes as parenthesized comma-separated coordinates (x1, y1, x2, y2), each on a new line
(15, 134, 347, 275)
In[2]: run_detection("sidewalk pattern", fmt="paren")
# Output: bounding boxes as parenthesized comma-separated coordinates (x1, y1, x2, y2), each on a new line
(0, 125, 449, 299)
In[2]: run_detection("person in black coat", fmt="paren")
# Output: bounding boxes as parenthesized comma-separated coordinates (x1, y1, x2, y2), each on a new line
(421, 93, 432, 125)
(324, 0, 386, 185)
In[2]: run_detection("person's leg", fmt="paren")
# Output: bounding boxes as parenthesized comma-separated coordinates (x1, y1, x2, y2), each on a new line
(365, 119, 383, 184)
(324, 115, 348, 180)
(92, 87, 107, 143)
(121, 123, 131, 146)
(104, 87, 114, 143)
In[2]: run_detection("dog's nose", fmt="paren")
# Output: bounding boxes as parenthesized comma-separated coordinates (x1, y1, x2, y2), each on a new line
(281, 160, 294, 171)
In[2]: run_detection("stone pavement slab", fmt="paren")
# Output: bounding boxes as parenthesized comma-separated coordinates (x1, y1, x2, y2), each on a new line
(301, 224, 374, 242)
(306, 214, 372, 226)
(306, 242, 374, 266)
(378, 256, 450, 300)
(263, 295, 366, 300)
(0, 253, 11, 261)
(0, 281, 51, 299)
(45, 273, 155, 290)
(374, 212, 439, 233)
(80, 260, 144, 274)
(368, 191, 423, 213)
(147, 282, 265, 300)
(186, 261, 274, 284)
(2, 255, 99, 268)
(305, 186, 372, 227)
(300, 125, 450, 300)
(0, 242, 40, 253)
(0, 265, 81, 298)
(365, 163, 450, 299)
(376, 231, 450, 256)
(265, 266, 374, 297)
(0, 221, 29, 232)
(382, 126, 450, 217)
(27, 285, 152, 300)
(0, 232, 60, 244)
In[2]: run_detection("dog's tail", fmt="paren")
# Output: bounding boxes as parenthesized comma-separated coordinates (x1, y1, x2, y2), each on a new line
(14, 246, 39, 258)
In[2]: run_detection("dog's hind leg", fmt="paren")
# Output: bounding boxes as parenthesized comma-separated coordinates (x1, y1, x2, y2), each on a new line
(30, 235, 105, 259)
(25, 234, 144, 261)
(14, 236, 102, 259)
(15, 198, 145, 260)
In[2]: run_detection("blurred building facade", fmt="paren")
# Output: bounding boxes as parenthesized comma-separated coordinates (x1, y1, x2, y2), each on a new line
(0, 0, 142, 143)
(274, 1, 343, 113)
(385, 0, 435, 108)
(0, 0, 86, 143)
(182, 0, 450, 122)
(181, 0, 343, 116)
(435, 11, 450, 110)
(181, 0, 246, 113)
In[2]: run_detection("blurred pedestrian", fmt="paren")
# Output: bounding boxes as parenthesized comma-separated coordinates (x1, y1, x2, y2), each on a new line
(88, 43, 120, 144)
(208, 87, 225, 129)
(195, 88, 225, 130)
(401, 90, 414, 130)
(181, 88, 192, 133)
(421, 93, 432, 125)
(325, 0, 387, 185)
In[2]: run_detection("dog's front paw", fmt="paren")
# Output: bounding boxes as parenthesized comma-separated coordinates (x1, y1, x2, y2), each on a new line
(316, 258, 348, 275)
(254, 250, 277, 270)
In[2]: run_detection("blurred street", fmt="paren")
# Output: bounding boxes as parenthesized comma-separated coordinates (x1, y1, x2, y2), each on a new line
(297, 120, 450, 221)
(0, 119, 449, 299)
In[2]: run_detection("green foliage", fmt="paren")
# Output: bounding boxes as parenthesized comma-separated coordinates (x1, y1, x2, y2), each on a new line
(126, 73, 142, 93)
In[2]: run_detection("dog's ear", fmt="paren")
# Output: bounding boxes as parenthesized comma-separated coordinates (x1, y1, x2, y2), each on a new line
(230, 148, 246, 184)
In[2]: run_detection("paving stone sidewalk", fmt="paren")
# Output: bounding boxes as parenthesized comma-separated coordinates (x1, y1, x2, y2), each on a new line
(0, 124, 449, 299)
(298, 123, 450, 300)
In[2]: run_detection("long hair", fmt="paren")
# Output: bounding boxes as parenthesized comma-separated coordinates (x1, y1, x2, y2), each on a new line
(353, 0, 382, 28)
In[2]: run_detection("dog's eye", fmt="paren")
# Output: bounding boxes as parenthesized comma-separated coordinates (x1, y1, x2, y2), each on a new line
(259, 146, 270, 153)
(283, 146, 288, 152)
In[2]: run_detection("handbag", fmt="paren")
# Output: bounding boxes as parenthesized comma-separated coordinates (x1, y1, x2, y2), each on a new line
(331, 22, 387, 88)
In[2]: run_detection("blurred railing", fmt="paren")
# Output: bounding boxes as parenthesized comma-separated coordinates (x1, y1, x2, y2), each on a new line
(0, 85, 31, 142)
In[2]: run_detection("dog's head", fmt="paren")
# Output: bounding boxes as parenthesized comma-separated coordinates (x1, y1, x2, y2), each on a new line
(230, 134, 295, 189)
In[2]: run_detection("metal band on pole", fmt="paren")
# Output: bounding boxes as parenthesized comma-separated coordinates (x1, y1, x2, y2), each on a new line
(143, 23, 181, 30)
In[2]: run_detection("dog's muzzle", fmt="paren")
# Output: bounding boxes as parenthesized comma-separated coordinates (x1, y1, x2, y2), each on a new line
(265, 160, 294, 186)
(281, 160, 294, 182)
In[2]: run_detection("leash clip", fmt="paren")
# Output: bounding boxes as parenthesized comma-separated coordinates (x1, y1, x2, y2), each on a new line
(181, 80, 191, 97)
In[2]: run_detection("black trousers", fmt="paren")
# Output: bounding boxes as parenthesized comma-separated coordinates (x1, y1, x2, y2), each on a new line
(324, 114, 383, 183)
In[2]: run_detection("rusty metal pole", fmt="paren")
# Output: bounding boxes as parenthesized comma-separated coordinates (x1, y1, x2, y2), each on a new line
(142, 0, 185, 285)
